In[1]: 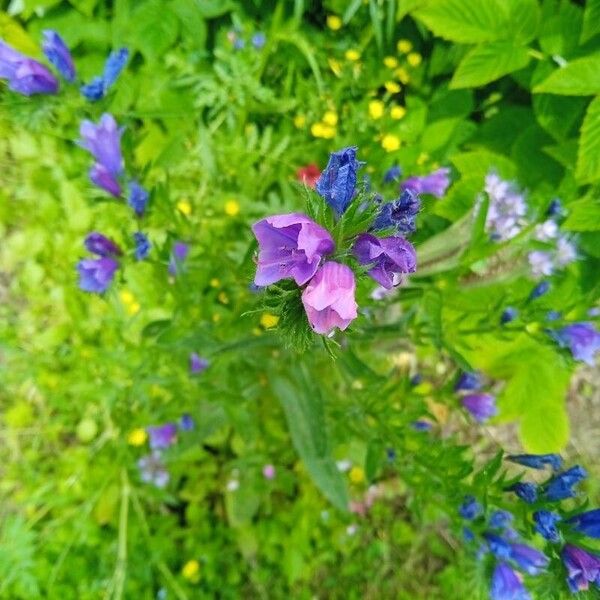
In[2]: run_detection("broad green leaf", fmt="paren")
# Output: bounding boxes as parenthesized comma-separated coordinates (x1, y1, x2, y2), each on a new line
(412, 0, 508, 44)
(132, 1, 180, 61)
(533, 93, 588, 141)
(563, 198, 600, 232)
(581, 0, 600, 43)
(450, 42, 530, 89)
(538, 1, 582, 55)
(451, 150, 516, 181)
(432, 176, 481, 221)
(576, 96, 600, 184)
(534, 55, 600, 96)
(505, 0, 540, 44)
(0, 14, 39, 55)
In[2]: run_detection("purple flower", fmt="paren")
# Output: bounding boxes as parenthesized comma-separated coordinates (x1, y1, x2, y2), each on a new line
(251, 32, 266, 49)
(484, 172, 527, 242)
(301, 261, 358, 335)
(509, 543, 549, 575)
(138, 451, 169, 488)
(133, 232, 151, 261)
(179, 414, 195, 431)
(553, 323, 600, 365)
(84, 232, 121, 257)
(0, 41, 59, 96)
(462, 393, 497, 423)
(169, 242, 189, 275)
(373, 189, 420, 235)
(353, 233, 416, 289)
(528, 251, 554, 277)
(262, 464, 276, 479)
(528, 280, 550, 301)
(490, 563, 531, 600)
(383, 165, 402, 183)
(507, 482, 538, 504)
(544, 465, 587, 501)
(533, 510, 562, 542)
(41, 30, 75, 82)
(489, 510, 513, 530)
(79, 114, 124, 176)
(501, 307, 518, 324)
(89, 163, 121, 197)
(567, 509, 600, 539)
(459, 495, 482, 520)
(562, 544, 600, 593)
(80, 76, 104, 101)
(506, 454, 562, 471)
(147, 423, 177, 450)
(401, 167, 451, 198)
(128, 181, 149, 216)
(252, 213, 334, 286)
(484, 533, 513, 560)
(189, 353, 209, 374)
(77, 258, 119, 293)
(315, 146, 362, 215)
(454, 371, 482, 392)
(556, 236, 577, 268)
(80, 47, 128, 101)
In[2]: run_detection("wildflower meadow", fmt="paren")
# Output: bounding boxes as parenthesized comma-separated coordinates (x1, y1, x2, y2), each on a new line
(2, 0, 600, 598)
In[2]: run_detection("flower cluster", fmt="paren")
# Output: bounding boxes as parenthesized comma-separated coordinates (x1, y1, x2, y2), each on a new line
(551, 323, 600, 366)
(484, 171, 527, 242)
(454, 371, 497, 423)
(252, 147, 418, 336)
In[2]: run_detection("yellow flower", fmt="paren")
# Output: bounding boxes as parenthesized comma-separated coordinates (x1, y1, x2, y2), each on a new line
(177, 199, 192, 216)
(294, 114, 306, 128)
(395, 67, 410, 84)
(381, 134, 400, 152)
(311, 122, 325, 137)
(407, 52, 422, 67)
(182, 559, 200, 583)
(120, 290, 135, 305)
(327, 15, 342, 30)
(210, 278, 220, 288)
(224, 200, 240, 216)
(127, 302, 141, 316)
(260, 313, 280, 329)
(390, 105, 406, 120)
(345, 49, 360, 61)
(417, 152, 429, 166)
(397, 39, 412, 53)
(128, 428, 147, 446)
(323, 110, 338, 126)
(368, 99, 385, 120)
(349, 466, 365, 484)
(384, 80, 401, 94)
(383, 56, 398, 69)
(218, 291, 229, 304)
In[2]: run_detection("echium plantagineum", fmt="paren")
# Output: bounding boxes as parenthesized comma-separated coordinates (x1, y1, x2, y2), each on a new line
(251, 146, 419, 337)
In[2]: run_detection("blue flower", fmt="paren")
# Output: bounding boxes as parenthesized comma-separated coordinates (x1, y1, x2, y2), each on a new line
(509, 543, 549, 575)
(463, 527, 475, 542)
(454, 371, 482, 393)
(459, 495, 483, 520)
(0, 40, 59, 96)
(506, 454, 562, 471)
(128, 181, 149, 216)
(546, 198, 563, 217)
(562, 544, 600, 593)
(383, 165, 402, 183)
(484, 533, 512, 560)
(147, 423, 177, 449)
(179, 414, 195, 431)
(489, 510, 513, 530)
(566, 509, 600, 539)
(133, 232, 151, 261)
(189, 352, 209, 375)
(251, 32, 266, 49)
(373, 189, 420, 235)
(79, 113, 124, 176)
(401, 167, 451, 198)
(528, 280, 550, 301)
(89, 163, 121, 197)
(84, 232, 121, 257)
(77, 258, 119, 293)
(546, 310, 561, 321)
(544, 465, 587, 501)
(80, 47, 128, 101)
(315, 146, 362, 215)
(169, 241, 189, 276)
(500, 307, 518, 325)
(462, 393, 497, 423)
(80, 76, 105, 101)
(552, 323, 600, 365)
(490, 563, 531, 600)
(386, 448, 396, 461)
(533, 510, 562, 542)
(411, 420, 432, 431)
(507, 482, 538, 504)
(41, 30, 75, 82)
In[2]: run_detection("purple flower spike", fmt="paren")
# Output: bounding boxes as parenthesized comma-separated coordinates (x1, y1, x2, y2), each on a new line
(353, 234, 416, 289)
(42, 30, 75, 82)
(77, 258, 119, 293)
(533, 510, 562, 542)
(567, 509, 600, 539)
(0, 41, 59, 96)
(252, 213, 334, 286)
(79, 114, 124, 176)
(506, 454, 562, 471)
(147, 423, 177, 450)
(84, 232, 121, 257)
(562, 544, 600, 593)
(189, 352, 209, 374)
(462, 393, 497, 423)
(89, 163, 122, 197)
(169, 241, 189, 275)
(509, 543, 549, 575)
(490, 563, 531, 600)
(301, 261, 358, 335)
(401, 167, 451, 198)
(316, 147, 363, 215)
(138, 451, 169, 488)
(553, 323, 600, 365)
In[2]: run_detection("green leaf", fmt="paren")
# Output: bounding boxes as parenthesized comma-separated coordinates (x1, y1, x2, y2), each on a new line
(505, 0, 540, 44)
(576, 96, 600, 184)
(581, 0, 600, 43)
(412, 0, 509, 44)
(450, 42, 530, 89)
(563, 198, 600, 232)
(271, 376, 349, 512)
(533, 55, 600, 96)
(132, 1, 180, 61)
(533, 93, 588, 141)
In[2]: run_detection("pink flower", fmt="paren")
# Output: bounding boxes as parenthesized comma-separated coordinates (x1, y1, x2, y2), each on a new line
(262, 464, 276, 479)
(296, 163, 321, 188)
(301, 262, 358, 335)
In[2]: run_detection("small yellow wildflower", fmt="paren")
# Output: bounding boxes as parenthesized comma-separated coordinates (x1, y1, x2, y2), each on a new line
(311, 122, 325, 137)
(384, 80, 401, 94)
(345, 49, 360, 61)
(327, 15, 342, 30)
(320, 124, 336, 139)
(120, 290, 135, 305)
(382, 134, 400, 152)
(383, 56, 398, 69)
(127, 302, 141, 316)
(294, 114, 306, 128)
(407, 52, 422, 67)
(182, 559, 200, 583)
(417, 152, 429, 166)
(323, 110, 338, 126)
(128, 428, 147, 446)
(397, 39, 412, 53)
(395, 67, 410, 84)
(390, 105, 406, 120)
(218, 291, 229, 304)
(177, 199, 192, 216)
(260, 313, 280, 329)
(349, 466, 365, 484)
(224, 200, 240, 216)
(210, 278, 220, 288)
(368, 99, 385, 120)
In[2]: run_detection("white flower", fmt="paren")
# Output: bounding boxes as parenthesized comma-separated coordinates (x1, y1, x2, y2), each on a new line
(556, 236, 577, 267)
(535, 220, 559, 242)
(529, 251, 554, 277)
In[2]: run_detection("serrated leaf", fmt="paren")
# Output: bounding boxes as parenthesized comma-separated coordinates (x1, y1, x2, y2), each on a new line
(505, 0, 540, 44)
(581, 0, 600, 43)
(450, 42, 530, 89)
(576, 96, 600, 183)
(563, 198, 600, 232)
(534, 55, 600, 96)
